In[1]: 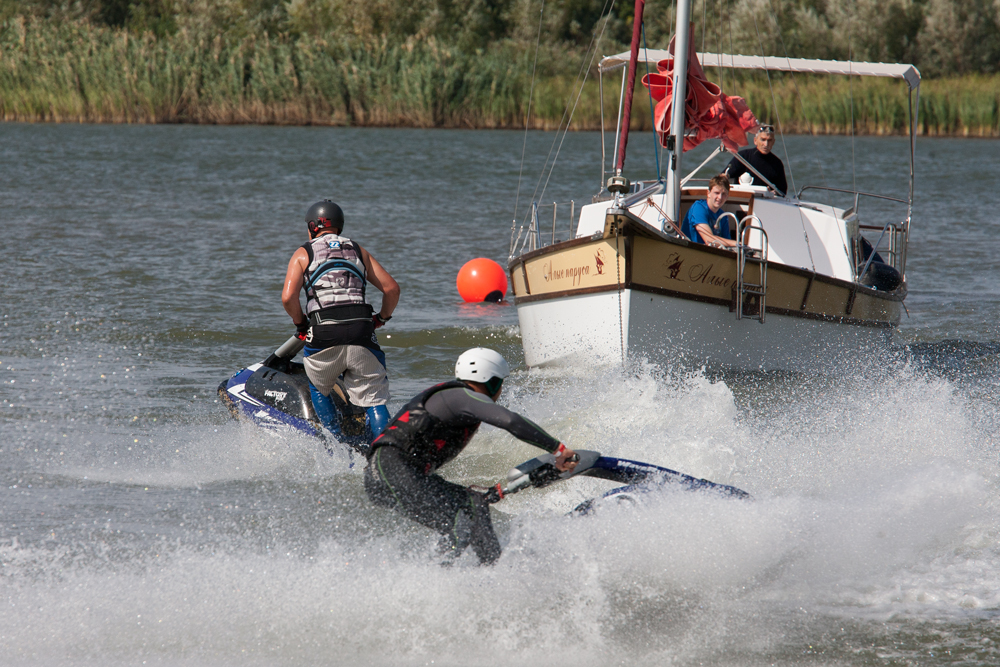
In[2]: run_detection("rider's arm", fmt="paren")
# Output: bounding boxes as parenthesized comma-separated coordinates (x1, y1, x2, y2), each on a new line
(773, 161, 788, 196)
(357, 244, 400, 321)
(426, 387, 578, 471)
(281, 247, 310, 326)
(431, 388, 563, 452)
(695, 223, 737, 248)
(724, 154, 745, 182)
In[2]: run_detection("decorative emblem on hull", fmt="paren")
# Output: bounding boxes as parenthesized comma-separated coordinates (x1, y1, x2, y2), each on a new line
(664, 252, 684, 279)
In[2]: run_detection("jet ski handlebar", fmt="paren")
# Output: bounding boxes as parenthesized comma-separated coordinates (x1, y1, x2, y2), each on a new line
(262, 335, 306, 369)
(480, 450, 597, 504)
(477, 449, 752, 505)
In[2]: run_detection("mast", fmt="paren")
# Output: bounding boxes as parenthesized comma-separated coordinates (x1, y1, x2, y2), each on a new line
(663, 0, 692, 222)
(607, 0, 646, 196)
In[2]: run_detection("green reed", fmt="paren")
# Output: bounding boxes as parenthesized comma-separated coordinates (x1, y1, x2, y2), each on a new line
(0, 18, 535, 126)
(3, 16, 1000, 136)
(572, 72, 1000, 136)
(690, 74, 1000, 137)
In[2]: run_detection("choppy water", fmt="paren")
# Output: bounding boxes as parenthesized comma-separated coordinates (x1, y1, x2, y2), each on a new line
(2, 122, 1000, 666)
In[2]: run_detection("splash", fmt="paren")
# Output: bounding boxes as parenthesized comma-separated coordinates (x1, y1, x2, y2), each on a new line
(3, 360, 1000, 665)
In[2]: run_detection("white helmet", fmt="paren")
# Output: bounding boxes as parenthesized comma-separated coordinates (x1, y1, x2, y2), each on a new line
(455, 348, 510, 385)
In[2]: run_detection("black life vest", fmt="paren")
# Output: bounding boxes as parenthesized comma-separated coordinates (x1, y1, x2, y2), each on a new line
(370, 381, 481, 474)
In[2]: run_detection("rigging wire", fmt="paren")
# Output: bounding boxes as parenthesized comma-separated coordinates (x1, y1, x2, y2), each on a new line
(751, 8, 816, 273)
(713, 0, 724, 94)
(611, 66, 627, 179)
(761, 0, 797, 197)
(749, 15, 784, 152)
(526, 0, 617, 219)
(600, 69, 606, 189)
(701, 0, 707, 52)
(616, 228, 625, 366)
(642, 22, 661, 180)
(512, 0, 546, 225)
(698, 0, 709, 97)
(848, 12, 857, 195)
(726, 0, 737, 96)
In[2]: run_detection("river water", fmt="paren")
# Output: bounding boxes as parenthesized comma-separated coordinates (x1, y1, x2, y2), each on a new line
(2, 122, 999, 666)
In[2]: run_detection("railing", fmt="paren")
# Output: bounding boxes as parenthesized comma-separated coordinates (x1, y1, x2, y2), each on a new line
(797, 185, 910, 278)
(857, 221, 907, 279)
(509, 180, 673, 258)
(735, 215, 769, 323)
(509, 200, 578, 258)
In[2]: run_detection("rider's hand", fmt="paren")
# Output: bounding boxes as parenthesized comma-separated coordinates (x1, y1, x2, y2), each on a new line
(295, 318, 310, 339)
(470, 484, 503, 505)
(372, 313, 391, 330)
(554, 443, 578, 472)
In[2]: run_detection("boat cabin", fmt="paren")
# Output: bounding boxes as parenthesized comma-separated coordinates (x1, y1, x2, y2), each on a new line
(573, 184, 857, 283)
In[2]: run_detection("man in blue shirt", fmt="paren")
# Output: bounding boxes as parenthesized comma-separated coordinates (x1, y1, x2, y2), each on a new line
(681, 174, 737, 248)
(681, 174, 736, 248)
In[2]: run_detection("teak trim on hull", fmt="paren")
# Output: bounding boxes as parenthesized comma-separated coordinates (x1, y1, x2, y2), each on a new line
(509, 213, 905, 328)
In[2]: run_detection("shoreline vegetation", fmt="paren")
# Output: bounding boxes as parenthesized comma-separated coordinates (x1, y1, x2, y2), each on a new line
(3, 8, 1000, 137)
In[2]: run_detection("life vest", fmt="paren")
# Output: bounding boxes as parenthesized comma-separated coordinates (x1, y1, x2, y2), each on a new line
(370, 381, 481, 474)
(302, 233, 367, 316)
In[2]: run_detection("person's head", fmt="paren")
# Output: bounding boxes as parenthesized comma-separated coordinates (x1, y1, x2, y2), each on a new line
(306, 200, 345, 238)
(754, 124, 775, 154)
(455, 348, 510, 399)
(706, 174, 730, 212)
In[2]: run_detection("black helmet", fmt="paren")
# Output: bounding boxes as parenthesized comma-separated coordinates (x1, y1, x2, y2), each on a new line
(305, 200, 344, 236)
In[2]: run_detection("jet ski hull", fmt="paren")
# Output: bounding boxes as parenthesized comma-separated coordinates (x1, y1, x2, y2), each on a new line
(218, 362, 324, 437)
(219, 336, 369, 445)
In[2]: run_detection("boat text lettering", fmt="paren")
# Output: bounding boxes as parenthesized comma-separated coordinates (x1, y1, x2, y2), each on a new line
(688, 263, 732, 288)
(543, 261, 592, 286)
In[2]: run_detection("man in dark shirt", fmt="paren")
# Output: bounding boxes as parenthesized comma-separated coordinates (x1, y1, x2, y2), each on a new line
(363, 348, 577, 565)
(725, 124, 787, 196)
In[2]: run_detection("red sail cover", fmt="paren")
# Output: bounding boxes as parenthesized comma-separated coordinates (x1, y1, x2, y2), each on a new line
(642, 30, 759, 152)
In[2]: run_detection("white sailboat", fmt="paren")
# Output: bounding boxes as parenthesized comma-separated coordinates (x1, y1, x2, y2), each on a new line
(508, 0, 918, 372)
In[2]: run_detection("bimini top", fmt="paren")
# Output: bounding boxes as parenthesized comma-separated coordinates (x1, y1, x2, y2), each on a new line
(599, 50, 921, 91)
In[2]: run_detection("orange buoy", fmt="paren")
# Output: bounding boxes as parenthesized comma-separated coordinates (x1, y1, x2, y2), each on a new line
(457, 258, 508, 303)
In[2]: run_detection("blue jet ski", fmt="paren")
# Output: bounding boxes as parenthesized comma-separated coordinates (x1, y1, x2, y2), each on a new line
(218, 335, 370, 450)
(220, 337, 751, 504)
(484, 449, 750, 513)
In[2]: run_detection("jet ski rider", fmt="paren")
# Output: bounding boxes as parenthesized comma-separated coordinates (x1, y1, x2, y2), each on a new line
(364, 348, 578, 565)
(282, 200, 400, 445)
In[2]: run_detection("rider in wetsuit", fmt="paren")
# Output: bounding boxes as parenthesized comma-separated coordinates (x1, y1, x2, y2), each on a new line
(363, 348, 578, 565)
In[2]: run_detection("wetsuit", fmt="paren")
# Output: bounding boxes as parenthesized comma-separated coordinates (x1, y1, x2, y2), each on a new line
(725, 147, 787, 196)
(364, 381, 562, 564)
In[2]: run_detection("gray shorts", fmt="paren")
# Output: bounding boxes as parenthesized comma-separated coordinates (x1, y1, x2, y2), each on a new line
(304, 345, 390, 407)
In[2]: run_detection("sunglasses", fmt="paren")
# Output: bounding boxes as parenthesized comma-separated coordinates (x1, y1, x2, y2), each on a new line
(757, 124, 775, 134)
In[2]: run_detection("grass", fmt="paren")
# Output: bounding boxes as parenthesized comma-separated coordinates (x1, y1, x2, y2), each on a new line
(0, 18, 535, 126)
(2, 16, 999, 136)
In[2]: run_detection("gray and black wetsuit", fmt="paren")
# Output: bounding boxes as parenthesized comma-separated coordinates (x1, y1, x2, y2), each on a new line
(363, 380, 561, 564)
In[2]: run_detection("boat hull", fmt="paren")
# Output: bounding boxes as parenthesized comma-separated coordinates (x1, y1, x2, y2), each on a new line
(510, 215, 904, 372)
(516, 288, 895, 371)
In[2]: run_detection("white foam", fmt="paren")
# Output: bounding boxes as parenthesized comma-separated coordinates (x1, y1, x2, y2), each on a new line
(4, 362, 1000, 664)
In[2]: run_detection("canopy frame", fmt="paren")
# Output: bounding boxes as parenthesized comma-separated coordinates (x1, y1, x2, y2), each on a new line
(599, 50, 921, 91)
(597, 47, 919, 278)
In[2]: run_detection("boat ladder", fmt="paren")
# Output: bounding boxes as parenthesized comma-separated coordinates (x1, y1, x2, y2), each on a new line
(734, 215, 769, 323)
